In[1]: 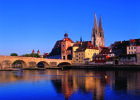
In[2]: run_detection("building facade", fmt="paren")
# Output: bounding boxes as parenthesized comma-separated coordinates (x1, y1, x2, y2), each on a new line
(127, 39, 140, 54)
(94, 47, 114, 64)
(91, 13, 105, 48)
(111, 40, 129, 56)
(73, 41, 99, 63)
(49, 33, 74, 60)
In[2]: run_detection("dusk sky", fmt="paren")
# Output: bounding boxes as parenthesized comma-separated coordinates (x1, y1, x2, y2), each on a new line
(0, 0, 140, 55)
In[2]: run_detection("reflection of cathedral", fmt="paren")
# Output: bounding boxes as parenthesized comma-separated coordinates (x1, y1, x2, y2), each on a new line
(51, 70, 107, 100)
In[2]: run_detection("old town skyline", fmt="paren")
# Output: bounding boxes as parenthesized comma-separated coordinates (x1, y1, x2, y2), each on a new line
(0, 0, 140, 55)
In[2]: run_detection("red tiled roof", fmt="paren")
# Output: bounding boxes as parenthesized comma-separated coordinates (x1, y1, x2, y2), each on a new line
(75, 41, 98, 52)
(73, 41, 81, 47)
(100, 46, 110, 49)
(63, 38, 74, 43)
(37, 50, 40, 53)
(100, 47, 111, 54)
(32, 49, 35, 52)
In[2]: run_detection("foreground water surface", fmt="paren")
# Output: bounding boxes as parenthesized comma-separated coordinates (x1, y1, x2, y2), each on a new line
(0, 69, 140, 100)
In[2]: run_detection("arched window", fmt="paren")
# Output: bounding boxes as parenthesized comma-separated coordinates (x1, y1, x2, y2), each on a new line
(99, 33, 101, 37)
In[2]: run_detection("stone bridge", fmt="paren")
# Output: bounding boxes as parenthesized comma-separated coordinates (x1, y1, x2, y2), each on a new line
(0, 55, 72, 69)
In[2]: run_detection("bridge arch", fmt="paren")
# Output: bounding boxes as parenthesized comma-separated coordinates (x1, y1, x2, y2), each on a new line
(57, 62, 72, 67)
(12, 60, 27, 68)
(36, 61, 49, 68)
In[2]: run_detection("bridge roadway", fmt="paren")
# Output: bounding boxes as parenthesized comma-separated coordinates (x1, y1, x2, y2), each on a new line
(0, 55, 72, 69)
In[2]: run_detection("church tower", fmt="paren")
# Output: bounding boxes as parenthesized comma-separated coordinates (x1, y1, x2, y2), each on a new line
(98, 16, 105, 47)
(91, 13, 98, 46)
(91, 13, 105, 48)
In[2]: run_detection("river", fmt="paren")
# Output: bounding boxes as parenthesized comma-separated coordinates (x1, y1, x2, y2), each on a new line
(0, 69, 140, 100)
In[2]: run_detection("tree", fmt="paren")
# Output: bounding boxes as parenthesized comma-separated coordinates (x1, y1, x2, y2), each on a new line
(21, 53, 40, 58)
(10, 53, 18, 56)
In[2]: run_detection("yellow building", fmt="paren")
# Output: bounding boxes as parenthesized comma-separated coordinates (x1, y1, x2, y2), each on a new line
(72, 41, 99, 64)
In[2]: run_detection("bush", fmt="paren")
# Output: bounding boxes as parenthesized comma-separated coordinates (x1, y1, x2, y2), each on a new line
(10, 53, 18, 56)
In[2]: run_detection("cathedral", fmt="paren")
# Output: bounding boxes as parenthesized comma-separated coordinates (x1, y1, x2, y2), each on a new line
(91, 13, 105, 48)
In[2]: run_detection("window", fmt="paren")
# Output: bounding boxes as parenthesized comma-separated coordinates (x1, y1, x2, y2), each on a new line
(99, 58, 101, 60)
(63, 56, 65, 60)
(131, 51, 133, 54)
(131, 47, 133, 50)
(79, 53, 80, 55)
(79, 57, 80, 59)
(134, 51, 136, 54)
(63, 45, 65, 47)
(96, 58, 98, 60)
(99, 33, 101, 37)
(129, 47, 130, 50)
(134, 47, 136, 49)
(129, 52, 130, 54)
(79, 61, 80, 62)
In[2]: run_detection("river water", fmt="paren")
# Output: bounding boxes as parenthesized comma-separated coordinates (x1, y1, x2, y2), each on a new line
(0, 69, 140, 100)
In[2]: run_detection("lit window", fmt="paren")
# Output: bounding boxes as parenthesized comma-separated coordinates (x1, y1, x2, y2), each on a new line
(96, 58, 98, 60)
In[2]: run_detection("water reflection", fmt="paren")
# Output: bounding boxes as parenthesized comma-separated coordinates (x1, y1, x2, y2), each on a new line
(0, 70, 140, 100)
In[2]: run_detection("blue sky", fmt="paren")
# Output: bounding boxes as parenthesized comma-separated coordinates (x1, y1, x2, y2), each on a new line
(0, 0, 140, 55)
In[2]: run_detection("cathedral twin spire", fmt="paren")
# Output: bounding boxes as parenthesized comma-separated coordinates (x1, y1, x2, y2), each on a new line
(91, 13, 105, 47)
(93, 13, 98, 31)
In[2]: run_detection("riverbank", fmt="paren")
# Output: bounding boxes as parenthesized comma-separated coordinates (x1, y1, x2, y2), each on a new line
(0, 64, 140, 71)
(69, 64, 140, 70)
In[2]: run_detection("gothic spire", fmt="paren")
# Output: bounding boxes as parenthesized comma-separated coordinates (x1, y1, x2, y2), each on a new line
(99, 16, 103, 31)
(93, 13, 98, 30)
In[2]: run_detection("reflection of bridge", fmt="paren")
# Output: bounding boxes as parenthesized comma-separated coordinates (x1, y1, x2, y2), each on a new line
(0, 56, 72, 69)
